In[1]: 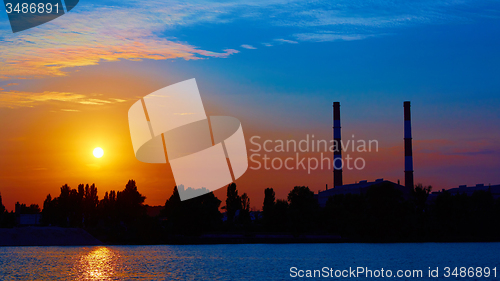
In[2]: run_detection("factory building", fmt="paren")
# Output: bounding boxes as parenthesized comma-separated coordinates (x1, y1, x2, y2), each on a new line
(316, 101, 499, 207)
(316, 101, 413, 207)
(427, 184, 500, 203)
(317, 179, 410, 207)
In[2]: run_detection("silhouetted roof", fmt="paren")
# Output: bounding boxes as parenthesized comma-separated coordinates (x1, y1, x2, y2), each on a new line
(316, 179, 410, 207)
(427, 183, 500, 202)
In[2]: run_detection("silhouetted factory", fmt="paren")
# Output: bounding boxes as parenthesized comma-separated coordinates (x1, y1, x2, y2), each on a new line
(317, 101, 414, 207)
(428, 184, 500, 202)
(317, 101, 499, 207)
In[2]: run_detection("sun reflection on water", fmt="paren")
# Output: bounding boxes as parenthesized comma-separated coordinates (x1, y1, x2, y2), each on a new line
(76, 247, 118, 280)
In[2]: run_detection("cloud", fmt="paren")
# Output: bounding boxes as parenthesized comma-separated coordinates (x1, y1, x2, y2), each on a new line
(32, 167, 48, 171)
(277, 11, 428, 29)
(274, 38, 299, 44)
(294, 32, 375, 42)
(269, 1, 499, 29)
(0, 0, 497, 80)
(445, 149, 498, 156)
(0, 90, 127, 108)
(0, 3, 241, 80)
(0, 82, 19, 91)
(262, 43, 273, 47)
(414, 139, 500, 158)
(86, 163, 101, 169)
(268, 1, 499, 44)
(110, 98, 128, 103)
(2, 83, 18, 87)
(241, 44, 257, 49)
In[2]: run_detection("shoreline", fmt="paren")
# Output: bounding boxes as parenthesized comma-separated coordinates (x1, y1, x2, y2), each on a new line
(2, 227, 499, 246)
(0, 226, 102, 247)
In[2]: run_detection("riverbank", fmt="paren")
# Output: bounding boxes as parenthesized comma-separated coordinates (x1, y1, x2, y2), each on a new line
(165, 234, 344, 244)
(0, 228, 344, 246)
(0, 227, 102, 246)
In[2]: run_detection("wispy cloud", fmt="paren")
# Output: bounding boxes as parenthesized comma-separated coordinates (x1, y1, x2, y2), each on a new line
(0, 83, 19, 91)
(0, 3, 242, 80)
(274, 38, 298, 44)
(0, 0, 497, 81)
(446, 149, 498, 156)
(415, 139, 500, 158)
(1, 83, 18, 87)
(32, 167, 49, 171)
(269, 0, 499, 29)
(0, 90, 127, 108)
(241, 44, 257, 49)
(294, 32, 375, 42)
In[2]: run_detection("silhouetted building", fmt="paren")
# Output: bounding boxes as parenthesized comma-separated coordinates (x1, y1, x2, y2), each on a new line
(15, 203, 41, 226)
(321, 101, 414, 207)
(427, 183, 500, 203)
(16, 214, 42, 226)
(317, 179, 410, 207)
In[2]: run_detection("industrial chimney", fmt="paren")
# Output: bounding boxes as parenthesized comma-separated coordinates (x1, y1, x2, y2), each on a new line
(404, 101, 414, 189)
(333, 102, 343, 187)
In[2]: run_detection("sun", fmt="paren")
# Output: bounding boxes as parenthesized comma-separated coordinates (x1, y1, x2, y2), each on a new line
(93, 147, 104, 158)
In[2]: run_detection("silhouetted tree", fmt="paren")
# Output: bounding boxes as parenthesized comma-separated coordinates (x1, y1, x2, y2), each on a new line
(99, 190, 117, 221)
(30, 179, 500, 243)
(42, 194, 54, 225)
(365, 182, 410, 241)
(0, 195, 16, 228)
(223, 183, 241, 224)
(324, 193, 368, 238)
(55, 184, 82, 226)
(287, 186, 319, 233)
(262, 188, 276, 228)
(116, 180, 146, 223)
(408, 183, 433, 239)
(469, 190, 495, 238)
(494, 197, 500, 237)
(430, 189, 495, 240)
(89, 181, 152, 244)
(0, 193, 5, 227)
(412, 184, 432, 213)
(432, 191, 469, 240)
(273, 199, 290, 232)
(0, 193, 5, 214)
(41, 183, 101, 227)
(15, 202, 41, 214)
(239, 193, 251, 224)
(162, 186, 222, 235)
(82, 183, 99, 227)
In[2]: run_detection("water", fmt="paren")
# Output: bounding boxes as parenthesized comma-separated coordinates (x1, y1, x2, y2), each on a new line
(0, 243, 499, 280)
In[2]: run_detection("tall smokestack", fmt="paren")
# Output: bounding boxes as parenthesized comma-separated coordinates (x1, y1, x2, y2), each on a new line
(333, 102, 343, 187)
(404, 101, 414, 189)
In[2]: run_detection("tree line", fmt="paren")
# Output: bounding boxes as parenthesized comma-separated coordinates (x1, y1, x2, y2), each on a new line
(1, 181, 500, 243)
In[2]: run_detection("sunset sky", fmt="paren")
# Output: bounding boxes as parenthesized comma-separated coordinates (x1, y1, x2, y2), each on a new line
(1, 0, 499, 211)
